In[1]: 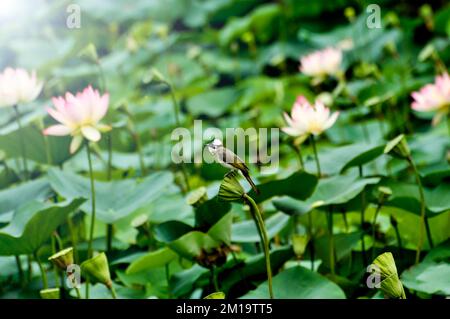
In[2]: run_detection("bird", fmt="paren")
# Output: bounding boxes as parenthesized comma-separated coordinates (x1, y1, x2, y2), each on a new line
(206, 138, 260, 194)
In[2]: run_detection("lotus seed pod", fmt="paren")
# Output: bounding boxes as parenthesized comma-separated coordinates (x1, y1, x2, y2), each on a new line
(40, 288, 60, 299)
(80, 253, 112, 288)
(218, 171, 245, 202)
(372, 252, 406, 299)
(48, 247, 74, 270)
(384, 134, 410, 159)
(292, 234, 309, 258)
(187, 187, 208, 207)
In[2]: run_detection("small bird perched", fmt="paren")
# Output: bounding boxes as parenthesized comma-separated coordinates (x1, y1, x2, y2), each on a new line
(207, 138, 260, 194)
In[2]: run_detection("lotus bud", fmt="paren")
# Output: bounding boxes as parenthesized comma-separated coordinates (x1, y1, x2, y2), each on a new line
(292, 234, 309, 258)
(40, 288, 60, 299)
(48, 247, 74, 271)
(384, 134, 410, 159)
(372, 252, 406, 299)
(218, 171, 245, 202)
(80, 253, 112, 289)
(187, 187, 208, 208)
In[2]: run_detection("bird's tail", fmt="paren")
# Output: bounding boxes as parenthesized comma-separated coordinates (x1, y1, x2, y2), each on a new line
(242, 171, 260, 195)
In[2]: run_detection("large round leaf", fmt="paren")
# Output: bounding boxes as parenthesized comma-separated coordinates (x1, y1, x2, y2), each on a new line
(48, 169, 174, 223)
(0, 198, 85, 255)
(231, 212, 289, 243)
(241, 266, 346, 299)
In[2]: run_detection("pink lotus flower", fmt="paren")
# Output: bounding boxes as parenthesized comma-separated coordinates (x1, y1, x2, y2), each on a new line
(299, 47, 342, 79)
(0, 68, 43, 107)
(282, 96, 339, 136)
(43, 86, 111, 153)
(411, 73, 450, 124)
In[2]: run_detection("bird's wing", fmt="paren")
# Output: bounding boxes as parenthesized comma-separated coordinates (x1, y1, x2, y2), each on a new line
(218, 147, 249, 171)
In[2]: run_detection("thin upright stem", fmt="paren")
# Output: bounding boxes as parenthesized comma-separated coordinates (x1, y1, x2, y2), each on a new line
(51, 236, 60, 288)
(168, 86, 181, 127)
(165, 263, 172, 298)
(210, 266, 220, 292)
(109, 285, 117, 299)
(447, 112, 450, 137)
(132, 131, 147, 176)
(39, 118, 53, 165)
(107, 133, 113, 180)
(359, 165, 367, 266)
(290, 143, 304, 170)
(67, 216, 79, 264)
(393, 220, 403, 257)
(244, 194, 274, 298)
(165, 82, 190, 192)
(327, 208, 335, 275)
(309, 135, 321, 178)
(409, 157, 434, 264)
(106, 224, 113, 252)
(308, 213, 315, 271)
(86, 143, 97, 258)
(33, 252, 48, 289)
(371, 202, 383, 260)
(13, 105, 29, 180)
(15, 255, 24, 287)
(86, 143, 97, 299)
(75, 287, 82, 299)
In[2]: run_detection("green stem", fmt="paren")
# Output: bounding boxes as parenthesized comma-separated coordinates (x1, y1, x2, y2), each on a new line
(15, 255, 24, 287)
(392, 219, 403, 258)
(96, 61, 106, 92)
(371, 202, 383, 260)
(408, 157, 433, 264)
(106, 224, 113, 252)
(133, 131, 147, 176)
(27, 255, 32, 283)
(67, 216, 79, 264)
(107, 133, 113, 180)
(166, 83, 181, 127)
(290, 143, 304, 170)
(86, 143, 97, 258)
(309, 135, 321, 178)
(109, 285, 117, 299)
(447, 112, 450, 137)
(86, 143, 97, 299)
(39, 118, 53, 165)
(308, 213, 315, 271)
(54, 231, 63, 250)
(165, 263, 172, 298)
(33, 252, 48, 289)
(359, 165, 367, 266)
(327, 207, 335, 275)
(13, 105, 29, 180)
(210, 266, 219, 292)
(75, 287, 82, 299)
(51, 236, 60, 288)
(166, 82, 191, 192)
(243, 194, 274, 299)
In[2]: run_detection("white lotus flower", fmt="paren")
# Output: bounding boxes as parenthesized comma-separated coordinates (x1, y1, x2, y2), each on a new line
(0, 68, 43, 107)
(299, 47, 342, 79)
(282, 96, 339, 137)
